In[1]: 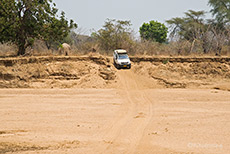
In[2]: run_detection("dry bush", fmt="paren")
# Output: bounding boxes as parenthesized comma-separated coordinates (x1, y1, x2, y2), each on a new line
(1, 38, 230, 57)
(0, 43, 17, 57)
(135, 41, 159, 55)
(72, 41, 100, 55)
(71, 39, 230, 57)
(221, 45, 230, 56)
(130, 41, 190, 56)
(0, 41, 55, 57)
(26, 40, 56, 56)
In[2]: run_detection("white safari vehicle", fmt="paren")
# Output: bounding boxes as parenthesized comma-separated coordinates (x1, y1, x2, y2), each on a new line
(113, 49, 131, 69)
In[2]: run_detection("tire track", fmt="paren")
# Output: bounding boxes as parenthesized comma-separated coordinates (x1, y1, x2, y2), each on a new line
(100, 69, 154, 153)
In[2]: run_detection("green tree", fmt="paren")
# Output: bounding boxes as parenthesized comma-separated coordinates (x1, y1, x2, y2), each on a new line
(42, 12, 77, 50)
(166, 10, 206, 41)
(167, 10, 211, 53)
(139, 20, 168, 43)
(93, 19, 133, 52)
(209, 0, 230, 24)
(208, 1, 230, 55)
(0, 0, 77, 55)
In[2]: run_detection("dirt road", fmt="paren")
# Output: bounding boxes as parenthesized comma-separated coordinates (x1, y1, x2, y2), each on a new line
(0, 69, 230, 154)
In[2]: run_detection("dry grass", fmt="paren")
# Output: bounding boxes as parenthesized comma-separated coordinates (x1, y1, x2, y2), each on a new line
(71, 40, 230, 57)
(1, 40, 230, 57)
(0, 140, 80, 153)
(0, 142, 48, 153)
(0, 43, 17, 57)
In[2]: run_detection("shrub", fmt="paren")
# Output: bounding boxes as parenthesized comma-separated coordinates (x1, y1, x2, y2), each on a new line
(139, 21, 168, 43)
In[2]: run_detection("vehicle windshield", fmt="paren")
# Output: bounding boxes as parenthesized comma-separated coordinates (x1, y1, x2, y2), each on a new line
(118, 54, 129, 59)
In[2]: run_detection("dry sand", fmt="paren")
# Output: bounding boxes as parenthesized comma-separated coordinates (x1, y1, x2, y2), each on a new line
(0, 56, 230, 153)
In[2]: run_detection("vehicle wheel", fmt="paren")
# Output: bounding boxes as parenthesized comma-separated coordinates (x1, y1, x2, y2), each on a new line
(115, 63, 118, 69)
(117, 64, 121, 69)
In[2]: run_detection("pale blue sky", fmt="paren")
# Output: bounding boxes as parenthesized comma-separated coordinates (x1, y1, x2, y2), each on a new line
(53, 0, 211, 35)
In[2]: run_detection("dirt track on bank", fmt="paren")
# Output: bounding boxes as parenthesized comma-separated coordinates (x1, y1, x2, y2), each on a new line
(0, 55, 230, 90)
(0, 56, 230, 153)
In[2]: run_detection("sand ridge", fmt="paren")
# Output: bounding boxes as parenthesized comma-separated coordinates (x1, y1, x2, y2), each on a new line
(0, 55, 230, 90)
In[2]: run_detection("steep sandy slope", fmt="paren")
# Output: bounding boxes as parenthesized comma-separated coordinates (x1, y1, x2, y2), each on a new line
(0, 56, 230, 90)
(0, 56, 117, 88)
(133, 61, 230, 90)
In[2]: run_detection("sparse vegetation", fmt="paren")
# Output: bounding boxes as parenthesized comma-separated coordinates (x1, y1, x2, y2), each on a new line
(0, 0, 230, 56)
(92, 19, 134, 54)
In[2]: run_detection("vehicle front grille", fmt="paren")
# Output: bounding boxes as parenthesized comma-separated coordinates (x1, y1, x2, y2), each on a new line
(121, 62, 129, 65)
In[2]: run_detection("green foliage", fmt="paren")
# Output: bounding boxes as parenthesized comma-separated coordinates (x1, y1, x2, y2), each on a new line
(42, 12, 77, 49)
(93, 19, 134, 52)
(166, 10, 206, 41)
(207, 0, 230, 55)
(139, 21, 168, 43)
(166, 10, 211, 53)
(162, 59, 169, 64)
(0, 0, 77, 55)
(209, 0, 230, 24)
(166, 9, 229, 54)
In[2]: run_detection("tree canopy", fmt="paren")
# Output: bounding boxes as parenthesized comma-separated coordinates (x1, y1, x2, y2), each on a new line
(139, 20, 168, 43)
(209, 0, 230, 24)
(42, 11, 77, 50)
(166, 10, 206, 41)
(0, 0, 77, 55)
(166, 9, 230, 54)
(92, 19, 133, 52)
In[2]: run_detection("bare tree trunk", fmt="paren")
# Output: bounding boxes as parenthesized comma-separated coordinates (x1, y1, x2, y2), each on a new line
(18, 45, 26, 56)
(216, 46, 222, 56)
(190, 39, 196, 53)
(45, 42, 51, 50)
(17, 39, 26, 56)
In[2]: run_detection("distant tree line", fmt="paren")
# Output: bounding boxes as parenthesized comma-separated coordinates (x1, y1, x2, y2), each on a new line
(88, 0, 230, 55)
(166, 0, 230, 55)
(1, 0, 230, 56)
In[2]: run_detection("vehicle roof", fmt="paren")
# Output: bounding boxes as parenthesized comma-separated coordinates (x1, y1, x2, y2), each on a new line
(114, 49, 127, 54)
